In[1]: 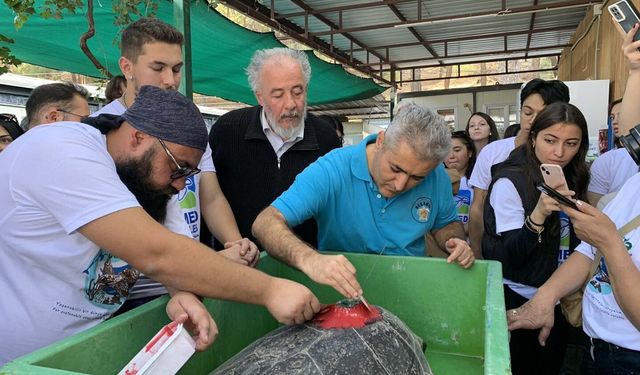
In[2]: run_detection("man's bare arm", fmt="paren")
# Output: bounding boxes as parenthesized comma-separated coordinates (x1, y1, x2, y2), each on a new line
(79, 207, 319, 324)
(253, 206, 362, 298)
(199, 171, 242, 243)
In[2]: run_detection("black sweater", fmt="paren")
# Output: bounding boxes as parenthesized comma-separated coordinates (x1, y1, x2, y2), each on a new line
(204, 106, 341, 249)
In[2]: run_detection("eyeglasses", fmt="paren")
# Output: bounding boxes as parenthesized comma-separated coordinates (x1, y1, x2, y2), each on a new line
(157, 138, 201, 180)
(451, 130, 468, 136)
(56, 108, 88, 121)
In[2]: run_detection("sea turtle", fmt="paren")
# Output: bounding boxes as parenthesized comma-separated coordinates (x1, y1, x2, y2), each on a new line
(210, 299, 433, 375)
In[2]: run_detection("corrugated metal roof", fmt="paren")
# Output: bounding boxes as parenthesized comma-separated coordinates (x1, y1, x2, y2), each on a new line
(226, 0, 593, 78)
(223, 0, 595, 114)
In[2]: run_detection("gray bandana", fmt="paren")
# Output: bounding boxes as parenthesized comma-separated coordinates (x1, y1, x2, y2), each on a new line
(122, 85, 208, 150)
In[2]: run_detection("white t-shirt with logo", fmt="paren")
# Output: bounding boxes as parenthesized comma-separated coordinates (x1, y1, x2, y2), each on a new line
(575, 171, 640, 351)
(92, 101, 216, 300)
(588, 148, 638, 196)
(0, 123, 141, 365)
(454, 176, 474, 226)
(468, 137, 517, 190)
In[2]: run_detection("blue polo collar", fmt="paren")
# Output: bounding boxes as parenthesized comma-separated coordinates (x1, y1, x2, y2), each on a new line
(351, 134, 378, 182)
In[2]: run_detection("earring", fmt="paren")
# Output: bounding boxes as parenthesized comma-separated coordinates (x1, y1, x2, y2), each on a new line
(128, 76, 133, 80)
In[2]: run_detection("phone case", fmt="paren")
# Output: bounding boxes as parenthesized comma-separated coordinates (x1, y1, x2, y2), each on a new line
(540, 164, 568, 190)
(609, 0, 640, 42)
(536, 183, 578, 210)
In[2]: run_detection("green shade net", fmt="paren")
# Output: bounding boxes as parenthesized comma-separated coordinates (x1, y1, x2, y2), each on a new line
(0, 1, 386, 105)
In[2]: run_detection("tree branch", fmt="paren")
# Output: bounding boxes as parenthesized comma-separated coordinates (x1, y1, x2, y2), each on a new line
(79, 0, 111, 78)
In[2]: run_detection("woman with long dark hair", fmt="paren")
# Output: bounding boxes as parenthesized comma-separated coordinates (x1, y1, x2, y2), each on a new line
(482, 102, 590, 374)
(444, 131, 477, 236)
(465, 111, 499, 154)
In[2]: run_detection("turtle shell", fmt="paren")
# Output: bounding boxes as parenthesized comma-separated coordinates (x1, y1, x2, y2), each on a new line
(210, 304, 433, 375)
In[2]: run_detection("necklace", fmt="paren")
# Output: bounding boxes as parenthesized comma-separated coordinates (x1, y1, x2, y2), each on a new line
(119, 92, 129, 109)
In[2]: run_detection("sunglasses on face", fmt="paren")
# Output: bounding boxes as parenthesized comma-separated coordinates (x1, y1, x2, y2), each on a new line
(56, 108, 88, 121)
(157, 138, 201, 180)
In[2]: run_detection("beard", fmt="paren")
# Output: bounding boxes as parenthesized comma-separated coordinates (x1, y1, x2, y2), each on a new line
(115, 147, 177, 223)
(265, 104, 307, 140)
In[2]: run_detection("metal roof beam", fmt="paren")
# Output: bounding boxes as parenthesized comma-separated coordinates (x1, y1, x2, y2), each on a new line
(359, 45, 569, 67)
(343, 25, 575, 51)
(277, 0, 414, 18)
(525, 0, 540, 58)
(386, 2, 443, 64)
(306, 0, 596, 35)
(400, 67, 558, 83)
(221, 0, 391, 85)
(288, 0, 397, 71)
(377, 53, 560, 72)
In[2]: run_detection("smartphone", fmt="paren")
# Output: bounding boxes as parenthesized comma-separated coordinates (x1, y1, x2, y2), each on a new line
(540, 164, 568, 190)
(536, 183, 578, 210)
(608, 0, 640, 42)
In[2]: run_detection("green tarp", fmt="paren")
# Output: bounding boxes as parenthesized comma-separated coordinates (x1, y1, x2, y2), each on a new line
(0, 1, 386, 105)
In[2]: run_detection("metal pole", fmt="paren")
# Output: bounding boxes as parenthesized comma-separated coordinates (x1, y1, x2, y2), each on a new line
(173, 0, 193, 99)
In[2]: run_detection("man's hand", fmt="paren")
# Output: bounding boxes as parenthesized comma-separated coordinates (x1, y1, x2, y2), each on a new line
(507, 295, 556, 347)
(562, 200, 619, 250)
(445, 238, 475, 269)
(263, 278, 321, 325)
(615, 21, 640, 71)
(166, 291, 218, 351)
(224, 238, 259, 267)
(300, 252, 362, 299)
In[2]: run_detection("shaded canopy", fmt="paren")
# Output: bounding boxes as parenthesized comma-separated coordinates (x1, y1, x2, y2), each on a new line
(0, 0, 386, 105)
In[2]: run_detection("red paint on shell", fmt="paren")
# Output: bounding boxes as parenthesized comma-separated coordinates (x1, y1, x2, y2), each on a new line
(312, 302, 382, 329)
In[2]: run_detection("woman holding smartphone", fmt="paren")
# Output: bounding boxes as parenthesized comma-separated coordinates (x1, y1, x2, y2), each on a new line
(482, 102, 590, 374)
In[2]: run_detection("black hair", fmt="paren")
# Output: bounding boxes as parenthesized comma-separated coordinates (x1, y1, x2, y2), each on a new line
(0, 114, 24, 141)
(503, 123, 520, 138)
(609, 98, 623, 116)
(520, 79, 570, 106)
(450, 130, 477, 179)
(25, 82, 89, 127)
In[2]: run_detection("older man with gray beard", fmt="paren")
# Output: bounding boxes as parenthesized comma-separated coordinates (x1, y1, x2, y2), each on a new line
(206, 48, 341, 249)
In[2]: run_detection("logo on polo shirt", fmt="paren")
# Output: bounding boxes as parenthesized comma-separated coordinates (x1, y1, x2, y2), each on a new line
(412, 197, 432, 222)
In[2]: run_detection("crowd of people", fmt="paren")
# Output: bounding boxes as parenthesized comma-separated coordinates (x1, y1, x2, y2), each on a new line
(0, 14, 639, 375)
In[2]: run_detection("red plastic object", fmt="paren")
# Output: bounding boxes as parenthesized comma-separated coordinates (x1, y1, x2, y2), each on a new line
(312, 300, 382, 329)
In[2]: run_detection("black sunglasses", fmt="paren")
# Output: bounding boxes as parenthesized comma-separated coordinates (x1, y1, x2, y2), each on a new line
(56, 108, 88, 121)
(157, 138, 201, 180)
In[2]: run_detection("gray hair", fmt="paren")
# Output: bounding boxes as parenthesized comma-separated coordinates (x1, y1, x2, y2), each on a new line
(246, 48, 311, 93)
(384, 102, 451, 162)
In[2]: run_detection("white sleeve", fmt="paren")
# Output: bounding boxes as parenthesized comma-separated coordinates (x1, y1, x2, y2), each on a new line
(574, 240, 596, 260)
(198, 143, 216, 173)
(12, 129, 139, 234)
(469, 145, 493, 190)
(164, 195, 192, 237)
(588, 153, 611, 195)
(489, 178, 525, 234)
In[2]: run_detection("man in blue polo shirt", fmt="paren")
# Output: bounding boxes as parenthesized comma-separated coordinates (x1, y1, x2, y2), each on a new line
(253, 102, 475, 299)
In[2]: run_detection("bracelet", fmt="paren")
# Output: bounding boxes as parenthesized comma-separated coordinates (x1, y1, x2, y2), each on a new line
(527, 215, 544, 227)
(524, 216, 545, 243)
